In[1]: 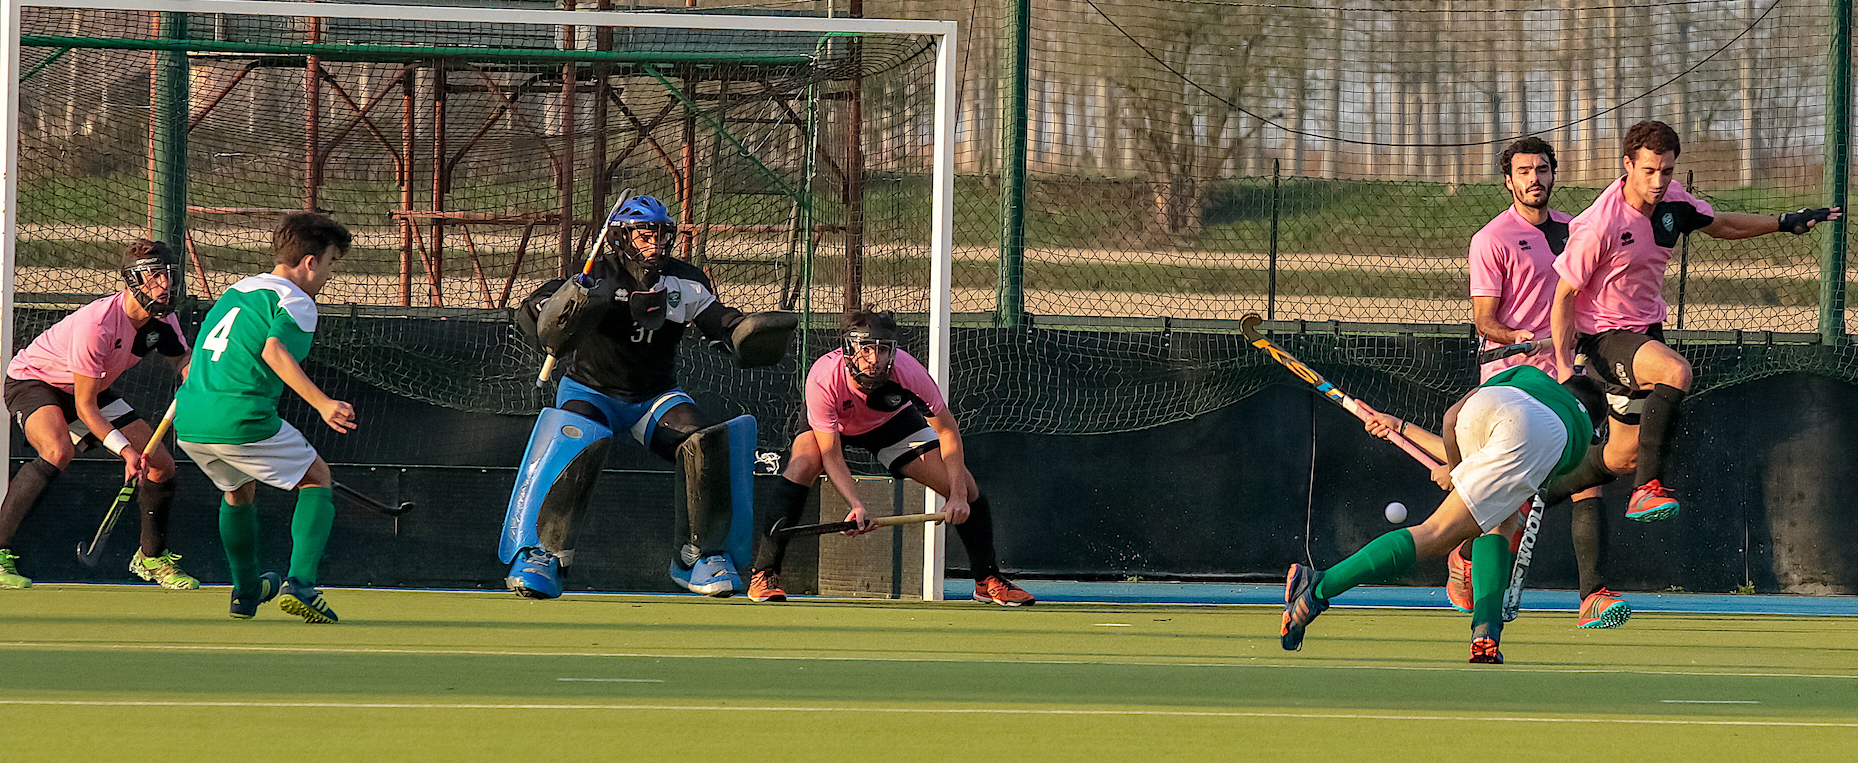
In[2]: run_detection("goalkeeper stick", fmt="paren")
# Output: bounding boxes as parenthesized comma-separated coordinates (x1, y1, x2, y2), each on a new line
(1476, 338, 1552, 364)
(536, 188, 633, 386)
(77, 401, 176, 566)
(770, 512, 948, 539)
(1239, 314, 1441, 469)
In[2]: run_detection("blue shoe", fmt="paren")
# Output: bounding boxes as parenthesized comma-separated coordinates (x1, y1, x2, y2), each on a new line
(277, 577, 339, 624)
(229, 572, 282, 619)
(1280, 563, 1329, 651)
(506, 548, 563, 600)
(680, 554, 740, 597)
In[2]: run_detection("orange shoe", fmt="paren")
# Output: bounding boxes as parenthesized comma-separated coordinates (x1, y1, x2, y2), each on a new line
(1627, 479, 1680, 522)
(1577, 587, 1630, 628)
(748, 569, 786, 603)
(1469, 637, 1503, 664)
(1445, 539, 1474, 613)
(973, 574, 1035, 606)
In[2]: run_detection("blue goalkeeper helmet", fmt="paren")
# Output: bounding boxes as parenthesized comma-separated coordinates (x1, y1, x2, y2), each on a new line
(607, 195, 677, 260)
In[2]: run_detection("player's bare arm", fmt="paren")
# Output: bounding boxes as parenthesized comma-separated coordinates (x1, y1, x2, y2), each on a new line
(1363, 412, 1447, 465)
(1700, 208, 1843, 240)
(1472, 296, 1531, 345)
(1549, 279, 1582, 382)
(812, 428, 874, 535)
(924, 408, 974, 524)
(168, 350, 190, 381)
(72, 372, 142, 481)
(261, 337, 356, 433)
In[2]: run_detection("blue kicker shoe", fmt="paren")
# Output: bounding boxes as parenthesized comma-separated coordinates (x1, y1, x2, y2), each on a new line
(668, 543, 700, 593)
(229, 572, 283, 619)
(277, 577, 339, 624)
(678, 554, 741, 597)
(506, 548, 564, 600)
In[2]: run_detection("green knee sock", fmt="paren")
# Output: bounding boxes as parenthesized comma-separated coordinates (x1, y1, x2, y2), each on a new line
(288, 487, 335, 586)
(1470, 532, 1515, 640)
(1315, 529, 1416, 600)
(218, 498, 260, 594)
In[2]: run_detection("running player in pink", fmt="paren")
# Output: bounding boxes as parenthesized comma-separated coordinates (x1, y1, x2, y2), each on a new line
(747, 309, 1034, 606)
(1463, 137, 1625, 628)
(1551, 120, 1840, 524)
(0, 239, 197, 590)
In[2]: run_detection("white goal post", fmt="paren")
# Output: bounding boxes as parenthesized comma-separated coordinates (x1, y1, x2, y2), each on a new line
(0, 0, 958, 600)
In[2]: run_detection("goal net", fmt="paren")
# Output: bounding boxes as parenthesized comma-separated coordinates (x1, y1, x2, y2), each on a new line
(1, 0, 958, 595)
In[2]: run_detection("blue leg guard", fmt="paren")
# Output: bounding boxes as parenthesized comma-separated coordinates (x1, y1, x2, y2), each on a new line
(668, 415, 756, 597)
(501, 407, 614, 598)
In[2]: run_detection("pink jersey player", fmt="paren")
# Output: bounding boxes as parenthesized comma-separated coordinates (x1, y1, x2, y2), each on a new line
(1554, 176, 1714, 335)
(1470, 207, 1572, 381)
(7, 292, 188, 393)
(751, 310, 1034, 607)
(804, 347, 945, 436)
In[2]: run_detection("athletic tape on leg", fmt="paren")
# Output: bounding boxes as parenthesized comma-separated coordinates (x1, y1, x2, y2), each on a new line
(500, 407, 614, 563)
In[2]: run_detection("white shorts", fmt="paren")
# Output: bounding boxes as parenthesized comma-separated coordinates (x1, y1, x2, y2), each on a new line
(177, 421, 319, 492)
(1450, 386, 1568, 532)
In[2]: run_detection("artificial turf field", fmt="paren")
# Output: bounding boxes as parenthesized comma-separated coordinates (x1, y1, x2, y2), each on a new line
(3, 585, 1855, 762)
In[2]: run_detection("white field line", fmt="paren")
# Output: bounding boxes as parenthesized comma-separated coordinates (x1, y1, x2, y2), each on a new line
(556, 678, 664, 683)
(0, 699, 1851, 727)
(5, 641, 1857, 682)
(1662, 700, 1762, 704)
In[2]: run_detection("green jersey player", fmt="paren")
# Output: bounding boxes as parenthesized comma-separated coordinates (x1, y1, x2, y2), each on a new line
(174, 213, 357, 623)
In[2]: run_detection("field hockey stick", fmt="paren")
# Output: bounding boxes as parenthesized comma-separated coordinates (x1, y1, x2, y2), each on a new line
(77, 401, 176, 566)
(536, 188, 634, 387)
(1501, 494, 1545, 623)
(1476, 338, 1552, 365)
(1239, 314, 1442, 469)
(770, 512, 949, 539)
(332, 481, 416, 517)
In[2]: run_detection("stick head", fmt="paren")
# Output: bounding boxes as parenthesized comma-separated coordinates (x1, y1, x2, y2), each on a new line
(1239, 313, 1264, 342)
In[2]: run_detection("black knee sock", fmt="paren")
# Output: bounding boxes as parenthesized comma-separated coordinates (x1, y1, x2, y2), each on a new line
(1540, 444, 1618, 508)
(1636, 383, 1685, 488)
(953, 493, 1000, 579)
(138, 478, 177, 557)
(0, 458, 61, 548)
(752, 477, 812, 573)
(1569, 497, 1607, 598)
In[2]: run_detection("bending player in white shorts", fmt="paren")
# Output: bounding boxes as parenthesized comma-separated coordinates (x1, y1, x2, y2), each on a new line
(1278, 365, 1604, 664)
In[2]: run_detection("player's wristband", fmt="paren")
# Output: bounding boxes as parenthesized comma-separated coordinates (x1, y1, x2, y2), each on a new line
(1398, 420, 1409, 436)
(103, 430, 131, 455)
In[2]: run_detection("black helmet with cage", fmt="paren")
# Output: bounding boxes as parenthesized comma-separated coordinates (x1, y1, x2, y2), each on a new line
(841, 309, 900, 391)
(121, 238, 183, 318)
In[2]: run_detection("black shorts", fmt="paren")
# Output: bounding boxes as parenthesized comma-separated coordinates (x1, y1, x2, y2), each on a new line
(1576, 324, 1666, 395)
(4, 375, 140, 452)
(840, 409, 940, 477)
(1575, 324, 1666, 424)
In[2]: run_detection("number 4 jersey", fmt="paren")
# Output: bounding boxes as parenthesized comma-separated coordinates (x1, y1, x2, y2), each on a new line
(176, 273, 319, 444)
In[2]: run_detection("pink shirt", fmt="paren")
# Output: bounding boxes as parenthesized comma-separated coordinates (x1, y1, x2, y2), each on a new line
(1555, 176, 1714, 334)
(1469, 207, 1572, 381)
(805, 348, 947, 436)
(6, 292, 189, 393)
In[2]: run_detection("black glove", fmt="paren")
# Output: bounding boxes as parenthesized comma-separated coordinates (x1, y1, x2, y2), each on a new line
(1779, 208, 1832, 235)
